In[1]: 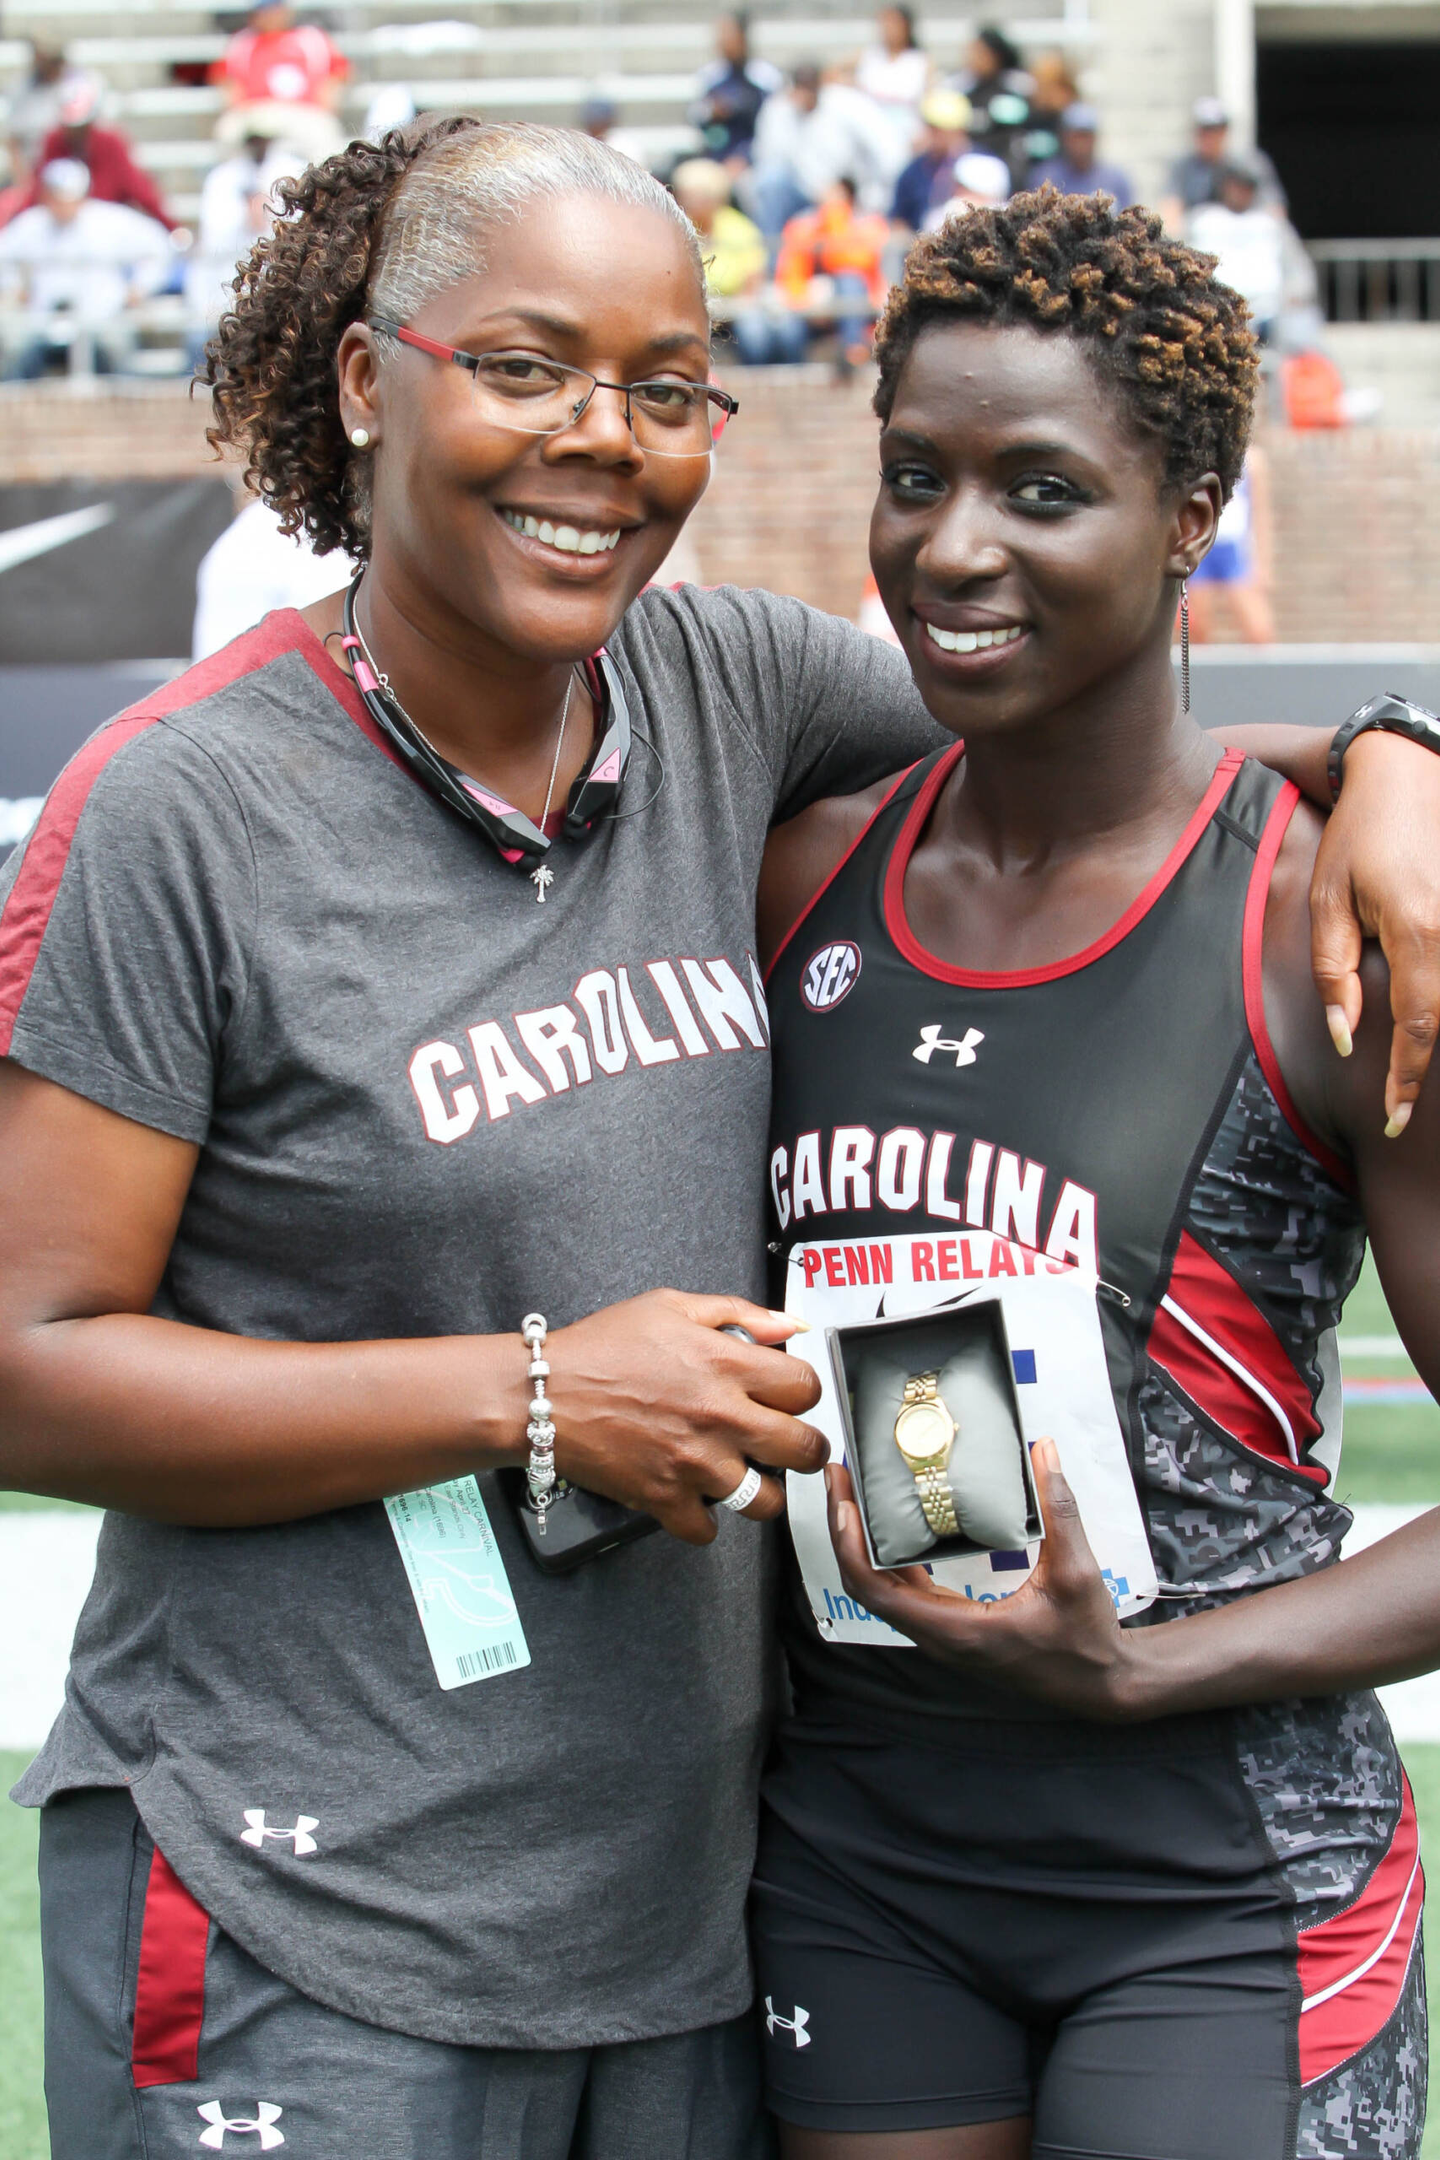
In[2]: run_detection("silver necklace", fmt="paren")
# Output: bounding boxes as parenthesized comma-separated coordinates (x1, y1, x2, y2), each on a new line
(350, 605, 575, 904)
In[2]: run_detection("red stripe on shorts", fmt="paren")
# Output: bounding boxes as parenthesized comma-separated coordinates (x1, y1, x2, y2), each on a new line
(131, 1844, 209, 2089)
(1297, 1774, 1424, 2085)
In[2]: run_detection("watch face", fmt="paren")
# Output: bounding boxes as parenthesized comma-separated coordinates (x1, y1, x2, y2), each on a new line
(894, 1398, 955, 1466)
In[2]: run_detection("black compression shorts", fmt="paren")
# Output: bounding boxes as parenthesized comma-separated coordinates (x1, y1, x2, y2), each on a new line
(749, 1702, 1426, 2157)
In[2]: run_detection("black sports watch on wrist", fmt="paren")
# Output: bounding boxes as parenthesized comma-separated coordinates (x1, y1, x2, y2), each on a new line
(1328, 692, 1440, 804)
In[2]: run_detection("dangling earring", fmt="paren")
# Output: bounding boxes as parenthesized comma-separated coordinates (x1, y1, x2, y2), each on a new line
(350, 427, 371, 449)
(1179, 578, 1190, 714)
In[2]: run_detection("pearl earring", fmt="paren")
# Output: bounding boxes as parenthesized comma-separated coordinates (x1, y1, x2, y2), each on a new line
(350, 427, 371, 449)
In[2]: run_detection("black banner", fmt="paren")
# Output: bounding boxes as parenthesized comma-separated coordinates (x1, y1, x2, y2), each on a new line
(0, 478, 234, 665)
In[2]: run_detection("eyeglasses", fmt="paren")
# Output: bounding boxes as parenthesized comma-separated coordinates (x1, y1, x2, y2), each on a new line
(368, 317, 738, 457)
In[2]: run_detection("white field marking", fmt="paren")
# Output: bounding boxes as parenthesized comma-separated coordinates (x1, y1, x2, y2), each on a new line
(1343, 1505, 1440, 1744)
(0, 798, 43, 848)
(7, 1506, 1440, 1748)
(0, 502, 115, 576)
(0, 1511, 100, 1752)
(1340, 1335, 1412, 1361)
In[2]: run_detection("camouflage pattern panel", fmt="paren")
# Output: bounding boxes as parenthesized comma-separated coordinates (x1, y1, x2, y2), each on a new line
(1236, 1692, 1401, 1915)
(1188, 1054, 1366, 1412)
(1135, 1368, 1353, 1616)
(1294, 1928, 1427, 2160)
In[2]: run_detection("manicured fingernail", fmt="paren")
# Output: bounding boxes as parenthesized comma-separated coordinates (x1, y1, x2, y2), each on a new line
(1385, 1104, 1413, 1139)
(1037, 1437, 1059, 1472)
(835, 1502, 853, 1534)
(1326, 1006, 1353, 1057)
(773, 1311, 809, 1332)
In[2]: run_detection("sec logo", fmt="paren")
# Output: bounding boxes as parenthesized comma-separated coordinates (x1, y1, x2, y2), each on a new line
(801, 941, 862, 1012)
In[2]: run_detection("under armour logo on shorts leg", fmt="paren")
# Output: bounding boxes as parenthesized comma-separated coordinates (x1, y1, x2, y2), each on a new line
(239, 1809, 318, 1856)
(196, 2100, 285, 2148)
(765, 1996, 812, 2047)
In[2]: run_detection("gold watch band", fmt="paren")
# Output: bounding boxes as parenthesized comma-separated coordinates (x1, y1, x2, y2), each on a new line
(896, 1372, 959, 1537)
(914, 1462, 959, 1537)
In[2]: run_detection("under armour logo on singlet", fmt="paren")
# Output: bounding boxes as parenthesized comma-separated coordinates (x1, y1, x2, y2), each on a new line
(239, 1809, 318, 1856)
(913, 1024, 985, 1067)
(196, 2100, 285, 2149)
(765, 1996, 812, 2047)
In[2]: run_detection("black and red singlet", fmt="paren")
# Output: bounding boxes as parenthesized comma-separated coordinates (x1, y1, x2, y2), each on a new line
(753, 747, 1424, 2155)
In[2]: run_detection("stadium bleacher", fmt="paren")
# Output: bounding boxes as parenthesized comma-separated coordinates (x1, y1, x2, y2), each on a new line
(0, 6, 1088, 225)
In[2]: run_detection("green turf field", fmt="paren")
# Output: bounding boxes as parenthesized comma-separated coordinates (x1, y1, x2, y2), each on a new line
(2, 1254, 1438, 2157)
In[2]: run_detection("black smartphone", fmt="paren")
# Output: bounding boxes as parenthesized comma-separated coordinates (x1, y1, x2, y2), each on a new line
(504, 1323, 757, 1575)
(502, 1468, 659, 1576)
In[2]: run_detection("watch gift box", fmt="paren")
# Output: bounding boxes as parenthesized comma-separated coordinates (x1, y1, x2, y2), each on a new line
(824, 1299, 1042, 1571)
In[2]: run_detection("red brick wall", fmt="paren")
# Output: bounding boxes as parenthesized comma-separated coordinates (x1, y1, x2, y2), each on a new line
(4, 377, 1436, 642)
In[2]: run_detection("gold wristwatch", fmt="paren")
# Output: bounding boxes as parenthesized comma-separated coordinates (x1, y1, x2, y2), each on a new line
(893, 1372, 960, 1537)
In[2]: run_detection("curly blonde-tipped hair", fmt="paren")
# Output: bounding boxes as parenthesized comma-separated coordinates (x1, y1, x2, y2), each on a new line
(874, 185, 1258, 497)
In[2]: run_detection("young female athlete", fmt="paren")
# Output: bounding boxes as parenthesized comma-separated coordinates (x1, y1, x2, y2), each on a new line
(0, 122, 1436, 2158)
(755, 189, 1440, 2160)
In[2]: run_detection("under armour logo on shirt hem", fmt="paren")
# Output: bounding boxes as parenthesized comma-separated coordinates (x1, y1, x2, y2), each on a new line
(239, 1810, 318, 1856)
(197, 2100, 285, 2148)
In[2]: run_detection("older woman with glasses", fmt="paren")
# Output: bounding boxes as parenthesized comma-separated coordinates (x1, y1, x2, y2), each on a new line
(1, 117, 1438, 2160)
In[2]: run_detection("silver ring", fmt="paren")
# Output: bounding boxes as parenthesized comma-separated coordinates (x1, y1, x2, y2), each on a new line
(718, 1465, 764, 1513)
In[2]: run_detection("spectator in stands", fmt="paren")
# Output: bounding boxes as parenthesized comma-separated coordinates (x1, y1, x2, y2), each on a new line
(214, 2, 348, 163)
(576, 95, 651, 168)
(186, 117, 302, 367)
(19, 74, 177, 231)
(1018, 49, 1080, 171)
(1187, 451, 1275, 645)
(1188, 152, 1289, 340)
(672, 157, 766, 300)
(776, 174, 888, 365)
(744, 63, 900, 240)
(687, 13, 782, 169)
(927, 146, 1011, 225)
(949, 26, 1033, 173)
(890, 88, 971, 233)
(1160, 95, 1286, 230)
(852, 7, 932, 166)
(3, 42, 72, 191)
(1028, 101, 1136, 205)
(729, 174, 886, 365)
(0, 157, 171, 379)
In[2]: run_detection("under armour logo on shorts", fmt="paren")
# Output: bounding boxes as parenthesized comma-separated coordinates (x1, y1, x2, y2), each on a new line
(913, 1024, 985, 1067)
(239, 1809, 318, 1856)
(196, 2100, 285, 2148)
(765, 1996, 812, 2047)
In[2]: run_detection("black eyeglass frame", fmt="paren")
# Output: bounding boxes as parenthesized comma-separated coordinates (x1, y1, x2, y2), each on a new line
(367, 316, 739, 450)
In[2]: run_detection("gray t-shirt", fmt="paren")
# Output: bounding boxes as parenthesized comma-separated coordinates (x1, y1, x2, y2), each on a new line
(2, 585, 938, 2048)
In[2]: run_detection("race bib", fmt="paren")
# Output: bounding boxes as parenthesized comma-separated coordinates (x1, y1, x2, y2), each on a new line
(784, 1229, 1156, 1644)
(386, 1476, 531, 1689)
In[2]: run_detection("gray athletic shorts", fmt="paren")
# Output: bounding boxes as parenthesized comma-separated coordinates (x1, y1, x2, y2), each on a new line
(39, 1788, 774, 2160)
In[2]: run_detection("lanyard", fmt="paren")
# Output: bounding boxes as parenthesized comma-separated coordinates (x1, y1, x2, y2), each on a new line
(339, 572, 632, 866)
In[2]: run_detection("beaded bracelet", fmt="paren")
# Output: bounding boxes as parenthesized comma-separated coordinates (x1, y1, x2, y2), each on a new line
(520, 1313, 557, 1533)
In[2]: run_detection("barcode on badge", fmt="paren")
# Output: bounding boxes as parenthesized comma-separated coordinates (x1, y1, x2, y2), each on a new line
(454, 1642, 521, 1680)
(385, 1475, 532, 1690)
